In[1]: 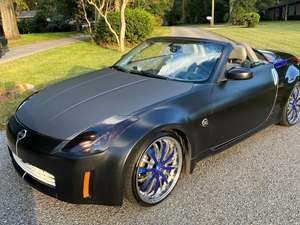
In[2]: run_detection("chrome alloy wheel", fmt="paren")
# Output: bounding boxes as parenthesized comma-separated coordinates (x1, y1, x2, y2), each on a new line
(135, 136, 183, 204)
(287, 86, 300, 125)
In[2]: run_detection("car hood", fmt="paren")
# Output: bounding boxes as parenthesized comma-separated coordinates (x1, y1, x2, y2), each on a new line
(16, 68, 193, 140)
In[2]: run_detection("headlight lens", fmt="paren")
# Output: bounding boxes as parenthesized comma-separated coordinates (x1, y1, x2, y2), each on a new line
(62, 116, 138, 155)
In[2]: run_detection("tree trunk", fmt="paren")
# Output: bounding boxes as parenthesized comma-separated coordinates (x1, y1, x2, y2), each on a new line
(229, 0, 233, 22)
(115, 0, 120, 12)
(211, 0, 215, 26)
(180, 0, 186, 24)
(119, 0, 127, 52)
(0, 0, 20, 40)
(284, 4, 288, 21)
(81, 0, 93, 37)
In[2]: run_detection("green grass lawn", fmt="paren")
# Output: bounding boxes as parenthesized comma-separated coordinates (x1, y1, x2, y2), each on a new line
(0, 41, 123, 126)
(8, 32, 81, 48)
(0, 26, 171, 127)
(8, 26, 170, 49)
(207, 21, 300, 56)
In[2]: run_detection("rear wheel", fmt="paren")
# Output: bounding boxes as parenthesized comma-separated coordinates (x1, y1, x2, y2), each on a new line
(281, 86, 300, 126)
(124, 132, 183, 206)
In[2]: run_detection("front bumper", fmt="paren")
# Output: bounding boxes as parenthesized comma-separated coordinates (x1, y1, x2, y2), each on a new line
(6, 116, 124, 206)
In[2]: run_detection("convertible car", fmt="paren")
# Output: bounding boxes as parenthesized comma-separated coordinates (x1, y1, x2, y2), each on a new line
(6, 36, 300, 206)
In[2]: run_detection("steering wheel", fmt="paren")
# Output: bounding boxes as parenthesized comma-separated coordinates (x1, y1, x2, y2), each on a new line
(193, 62, 212, 75)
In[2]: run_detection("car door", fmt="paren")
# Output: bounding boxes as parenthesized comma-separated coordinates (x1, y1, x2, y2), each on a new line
(209, 63, 278, 147)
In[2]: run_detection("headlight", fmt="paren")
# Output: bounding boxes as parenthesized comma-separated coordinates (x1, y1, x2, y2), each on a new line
(61, 116, 138, 155)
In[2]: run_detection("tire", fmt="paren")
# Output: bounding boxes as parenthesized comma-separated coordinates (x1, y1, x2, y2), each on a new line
(124, 131, 184, 206)
(280, 85, 300, 126)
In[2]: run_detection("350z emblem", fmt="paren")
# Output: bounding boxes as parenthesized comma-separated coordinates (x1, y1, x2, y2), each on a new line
(16, 129, 27, 156)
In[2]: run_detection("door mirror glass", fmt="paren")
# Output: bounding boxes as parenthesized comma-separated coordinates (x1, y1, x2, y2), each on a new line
(226, 68, 253, 80)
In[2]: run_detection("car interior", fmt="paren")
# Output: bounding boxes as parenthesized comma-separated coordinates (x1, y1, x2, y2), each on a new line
(227, 44, 264, 70)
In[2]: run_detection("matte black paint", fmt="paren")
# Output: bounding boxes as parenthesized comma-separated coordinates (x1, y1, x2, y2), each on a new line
(6, 37, 300, 205)
(16, 68, 193, 140)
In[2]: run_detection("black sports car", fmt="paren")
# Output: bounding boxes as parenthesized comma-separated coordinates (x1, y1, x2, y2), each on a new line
(6, 37, 300, 206)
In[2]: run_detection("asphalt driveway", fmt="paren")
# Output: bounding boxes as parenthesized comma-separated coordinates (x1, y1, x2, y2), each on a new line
(0, 35, 89, 64)
(1, 122, 300, 225)
(171, 26, 230, 42)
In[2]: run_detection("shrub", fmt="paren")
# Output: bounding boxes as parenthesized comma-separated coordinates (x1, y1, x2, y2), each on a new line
(230, 7, 248, 25)
(18, 13, 73, 34)
(18, 19, 32, 34)
(46, 15, 72, 32)
(244, 12, 260, 27)
(30, 11, 48, 33)
(95, 8, 156, 45)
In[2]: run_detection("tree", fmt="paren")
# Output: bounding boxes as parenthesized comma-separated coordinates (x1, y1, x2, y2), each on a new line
(14, 0, 29, 10)
(0, 0, 20, 40)
(256, 0, 277, 12)
(119, 0, 129, 52)
(211, 0, 215, 26)
(132, 0, 173, 24)
(114, 0, 120, 11)
(230, 0, 257, 25)
(282, 0, 289, 21)
(81, 0, 130, 52)
(14, 0, 38, 10)
(180, 0, 187, 24)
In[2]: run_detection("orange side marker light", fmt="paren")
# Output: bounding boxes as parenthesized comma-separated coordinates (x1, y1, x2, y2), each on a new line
(83, 171, 91, 198)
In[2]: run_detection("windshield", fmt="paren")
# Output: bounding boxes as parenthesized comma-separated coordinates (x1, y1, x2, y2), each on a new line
(114, 40, 224, 82)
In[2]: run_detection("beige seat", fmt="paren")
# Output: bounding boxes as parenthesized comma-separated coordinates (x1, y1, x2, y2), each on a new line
(228, 45, 247, 63)
(242, 43, 259, 63)
(229, 44, 259, 64)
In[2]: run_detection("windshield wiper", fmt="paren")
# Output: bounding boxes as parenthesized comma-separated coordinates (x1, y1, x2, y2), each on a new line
(111, 65, 129, 73)
(129, 70, 169, 80)
(112, 65, 169, 80)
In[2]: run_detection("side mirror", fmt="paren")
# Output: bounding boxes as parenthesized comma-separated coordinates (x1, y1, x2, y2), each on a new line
(226, 68, 253, 80)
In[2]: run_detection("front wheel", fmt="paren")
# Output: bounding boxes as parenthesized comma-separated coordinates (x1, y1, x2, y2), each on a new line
(281, 86, 300, 126)
(124, 132, 183, 206)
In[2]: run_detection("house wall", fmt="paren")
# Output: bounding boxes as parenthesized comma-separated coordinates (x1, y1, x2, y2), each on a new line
(265, 1, 300, 20)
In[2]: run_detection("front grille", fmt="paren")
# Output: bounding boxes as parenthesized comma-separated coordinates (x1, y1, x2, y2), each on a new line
(12, 153, 56, 187)
(7, 116, 63, 154)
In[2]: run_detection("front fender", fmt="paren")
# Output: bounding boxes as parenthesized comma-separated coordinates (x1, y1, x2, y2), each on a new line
(103, 106, 193, 203)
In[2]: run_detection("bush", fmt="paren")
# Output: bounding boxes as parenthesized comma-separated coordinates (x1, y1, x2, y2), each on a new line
(230, 7, 248, 25)
(31, 11, 48, 33)
(18, 19, 32, 34)
(95, 9, 156, 45)
(244, 12, 260, 27)
(46, 15, 72, 32)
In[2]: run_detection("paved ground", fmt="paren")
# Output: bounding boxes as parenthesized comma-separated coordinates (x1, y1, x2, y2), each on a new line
(0, 35, 89, 64)
(0, 27, 299, 225)
(1, 123, 300, 225)
(171, 26, 230, 42)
